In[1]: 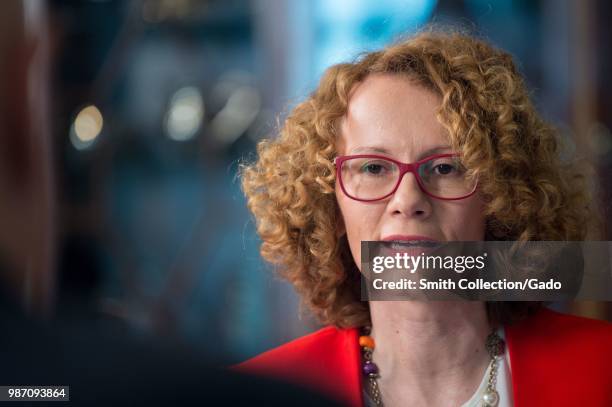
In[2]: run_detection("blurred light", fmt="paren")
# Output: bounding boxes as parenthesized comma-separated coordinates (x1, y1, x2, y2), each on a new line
(314, 0, 437, 80)
(165, 86, 205, 141)
(318, 0, 437, 23)
(70, 105, 103, 150)
(210, 86, 261, 144)
(209, 70, 255, 112)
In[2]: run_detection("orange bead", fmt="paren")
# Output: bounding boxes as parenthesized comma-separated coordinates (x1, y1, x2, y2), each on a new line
(359, 335, 375, 349)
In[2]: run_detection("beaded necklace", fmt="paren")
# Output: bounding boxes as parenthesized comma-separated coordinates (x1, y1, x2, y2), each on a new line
(359, 327, 506, 407)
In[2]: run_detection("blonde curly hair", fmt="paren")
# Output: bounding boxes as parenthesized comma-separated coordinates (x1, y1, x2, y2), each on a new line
(239, 28, 600, 328)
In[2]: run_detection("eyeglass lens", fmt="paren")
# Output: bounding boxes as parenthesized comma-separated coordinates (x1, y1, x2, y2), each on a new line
(339, 156, 476, 200)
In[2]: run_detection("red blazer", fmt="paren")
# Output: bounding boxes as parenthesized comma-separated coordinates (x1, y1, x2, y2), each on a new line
(234, 307, 612, 406)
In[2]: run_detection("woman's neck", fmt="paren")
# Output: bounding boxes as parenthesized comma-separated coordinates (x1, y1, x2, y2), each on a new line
(368, 300, 494, 406)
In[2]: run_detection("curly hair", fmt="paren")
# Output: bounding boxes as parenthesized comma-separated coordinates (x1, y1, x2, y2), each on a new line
(239, 28, 600, 329)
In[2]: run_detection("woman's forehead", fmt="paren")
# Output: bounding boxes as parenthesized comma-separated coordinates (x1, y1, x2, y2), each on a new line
(337, 74, 450, 159)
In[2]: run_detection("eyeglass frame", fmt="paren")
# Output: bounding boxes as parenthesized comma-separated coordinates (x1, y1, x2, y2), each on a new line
(333, 153, 478, 202)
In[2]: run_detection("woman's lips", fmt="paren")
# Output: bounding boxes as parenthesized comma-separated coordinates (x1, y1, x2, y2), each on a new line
(381, 234, 438, 242)
(379, 240, 442, 257)
(379, 235, 441, 257)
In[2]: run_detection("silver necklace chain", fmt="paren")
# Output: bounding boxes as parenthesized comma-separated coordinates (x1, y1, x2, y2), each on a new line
(360, 327, 506, 407)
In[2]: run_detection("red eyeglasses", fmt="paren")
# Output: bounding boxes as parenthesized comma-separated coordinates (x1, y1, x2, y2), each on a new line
(333, 153, 478, 202)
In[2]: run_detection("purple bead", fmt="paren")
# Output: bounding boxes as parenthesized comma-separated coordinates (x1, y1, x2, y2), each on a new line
(363, 361, 379, 376)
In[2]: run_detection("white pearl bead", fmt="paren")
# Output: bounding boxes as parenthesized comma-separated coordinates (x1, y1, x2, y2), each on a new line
(482, 390, 499, 406)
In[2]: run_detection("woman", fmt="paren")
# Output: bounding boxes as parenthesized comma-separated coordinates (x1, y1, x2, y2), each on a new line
(235, 29, 612, 406)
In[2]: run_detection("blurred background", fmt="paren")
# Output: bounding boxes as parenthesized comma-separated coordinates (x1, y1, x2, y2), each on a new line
(0, 0, 611, 365)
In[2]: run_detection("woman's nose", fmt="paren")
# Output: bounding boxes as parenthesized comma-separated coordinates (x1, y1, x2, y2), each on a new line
(386, 171, 431, 217)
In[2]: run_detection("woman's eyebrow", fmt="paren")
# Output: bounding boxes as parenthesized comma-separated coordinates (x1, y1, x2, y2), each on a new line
(348, 145, 452, 158)
(348, 146, 391, 154)
(418, 146, 453, 159)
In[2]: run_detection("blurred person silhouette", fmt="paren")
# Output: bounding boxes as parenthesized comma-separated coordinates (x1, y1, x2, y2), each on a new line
(0, 8, 339, 406)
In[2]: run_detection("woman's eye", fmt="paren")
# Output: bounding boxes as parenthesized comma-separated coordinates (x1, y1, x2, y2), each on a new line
(365, 164, 383, 174)
(434, 163, 456, 175)
(360, 162, 389, 175)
